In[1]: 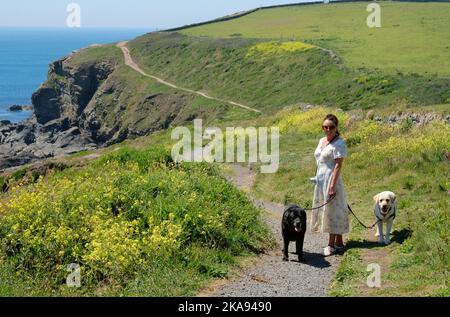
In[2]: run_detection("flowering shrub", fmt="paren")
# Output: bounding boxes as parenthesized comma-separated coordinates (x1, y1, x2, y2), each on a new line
(349, 121, 449, 166)
(82, 216, 143, 278)
(277, 107, 348, 135)
(0, 147, 271, 291)
(246, 41, 315, 59)
(345, 120, 386, 147)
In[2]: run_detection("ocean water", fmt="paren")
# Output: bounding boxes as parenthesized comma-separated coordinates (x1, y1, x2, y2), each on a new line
(0, 27, 150, 123)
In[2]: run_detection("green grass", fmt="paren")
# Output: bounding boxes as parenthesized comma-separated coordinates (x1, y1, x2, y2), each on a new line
(182, 1, 450, 76)
(69, 44, 123, 66)
(330, 248, 364, 297)
(88, 63, 259, 140)
(127, 32, 449, 113)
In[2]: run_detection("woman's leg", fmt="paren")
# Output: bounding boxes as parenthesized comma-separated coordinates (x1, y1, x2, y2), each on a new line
(329, 234, 336, 247)
(335, 235, 344, 247)
(324, 234, 336, 256)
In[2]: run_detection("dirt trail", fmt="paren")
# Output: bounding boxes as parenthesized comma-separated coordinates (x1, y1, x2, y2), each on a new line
(207, 164, 341, 297)
(117, 40, 341, 296)
(116, 42, 262, 114)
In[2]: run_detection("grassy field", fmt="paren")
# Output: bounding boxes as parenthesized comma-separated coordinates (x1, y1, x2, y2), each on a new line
(128, 32, 449, 112)
(182, 1, 450, 76)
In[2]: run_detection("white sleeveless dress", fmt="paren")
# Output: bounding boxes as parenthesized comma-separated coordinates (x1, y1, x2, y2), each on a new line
(311, 137, 350, 234)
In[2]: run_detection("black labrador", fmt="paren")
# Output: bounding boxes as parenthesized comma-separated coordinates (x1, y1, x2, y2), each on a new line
(282, 204, 307, 262)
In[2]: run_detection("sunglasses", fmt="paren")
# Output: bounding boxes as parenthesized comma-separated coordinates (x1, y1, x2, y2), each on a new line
(322, 125, 336, 130)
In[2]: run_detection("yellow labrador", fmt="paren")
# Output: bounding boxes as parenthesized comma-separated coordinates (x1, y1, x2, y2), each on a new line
(374, 191, 397, 245)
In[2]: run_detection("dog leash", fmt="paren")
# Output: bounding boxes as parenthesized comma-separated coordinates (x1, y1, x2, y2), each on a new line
(305, 196, 386, 230)
(347, 204, 380, 230)
(304, 194, 336, 211)
(348, 204, 395, 229)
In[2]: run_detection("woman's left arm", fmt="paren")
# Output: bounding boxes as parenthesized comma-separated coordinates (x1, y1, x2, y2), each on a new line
(329, 158, 344, 197)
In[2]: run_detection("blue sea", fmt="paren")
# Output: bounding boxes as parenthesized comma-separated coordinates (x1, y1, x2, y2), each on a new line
(0, 27, 151, 123)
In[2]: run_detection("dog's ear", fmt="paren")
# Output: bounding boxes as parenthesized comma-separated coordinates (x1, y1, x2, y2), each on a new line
(389, 192, 397, 204)
(373, 194, 379, 203)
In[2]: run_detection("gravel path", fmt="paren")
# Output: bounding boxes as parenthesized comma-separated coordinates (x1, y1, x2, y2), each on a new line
(212, 164, 341, 297)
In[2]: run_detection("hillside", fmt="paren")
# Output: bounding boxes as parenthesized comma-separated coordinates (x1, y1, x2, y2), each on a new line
(1, 104, 448, 296)
(182, 1, 450, 76)
(128, 1, 450, 112)
(0, 44, 256, 169)
(128, 32, 449, 113)
(0, 0, 448, 297)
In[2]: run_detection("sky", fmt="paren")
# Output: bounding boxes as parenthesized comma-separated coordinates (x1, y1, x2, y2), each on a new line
(0, 0, 315, 29)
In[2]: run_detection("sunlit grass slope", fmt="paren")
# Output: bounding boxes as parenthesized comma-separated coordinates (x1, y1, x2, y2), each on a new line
(182, 1, 450, 76)
(128, 32, 449, 112)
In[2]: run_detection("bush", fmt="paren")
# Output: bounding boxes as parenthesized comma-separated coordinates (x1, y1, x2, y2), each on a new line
(349, 122, 449, 168)
(0, 146, 272, 293)
(246, 41, 315, 59)
(277, 107, 348, 135)
(346, 120, 384, 145)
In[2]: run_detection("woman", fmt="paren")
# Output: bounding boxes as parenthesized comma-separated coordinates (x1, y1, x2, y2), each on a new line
(311, 114, 349, 257)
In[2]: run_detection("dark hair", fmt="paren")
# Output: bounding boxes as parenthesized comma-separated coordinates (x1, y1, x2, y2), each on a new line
(324, 114, 340, 136)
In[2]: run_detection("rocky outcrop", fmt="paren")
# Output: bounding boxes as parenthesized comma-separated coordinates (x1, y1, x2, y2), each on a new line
(80, 91, 194, 146)
(0, 55, 117, 170)
(32, 58, 115, 126)
(0, 116, 97, 169)
(368, 111, 450, 126)
(8, 105, 33, 112)
(0, 48, 198, 170)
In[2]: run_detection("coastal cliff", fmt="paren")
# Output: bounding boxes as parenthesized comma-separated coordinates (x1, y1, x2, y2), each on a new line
(0, 42, 233, 170)
(0, 47, 119, 169)
(32, 57, 116, 126)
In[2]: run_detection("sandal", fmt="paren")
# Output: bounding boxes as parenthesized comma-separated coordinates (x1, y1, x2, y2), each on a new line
(323, 246, 336, 257)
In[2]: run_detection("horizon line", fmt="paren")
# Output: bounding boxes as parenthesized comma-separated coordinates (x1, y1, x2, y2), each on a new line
(0, 26, 158, 30)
